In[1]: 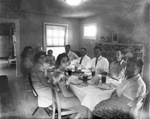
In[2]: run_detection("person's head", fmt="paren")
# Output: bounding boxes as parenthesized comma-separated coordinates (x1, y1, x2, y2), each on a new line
(116, 50, 122, 61)
(94, 46, 101, 58)
(48, 49, 53, 55)
(55, 53, 69, 71)
(36, 46, 43, 52)
(34, 51, 46, 64)
(126, 57, 143, 78)
(65, 45, 71, 54)
(21, 46, 33, 58)
(80, 48, 86, 57)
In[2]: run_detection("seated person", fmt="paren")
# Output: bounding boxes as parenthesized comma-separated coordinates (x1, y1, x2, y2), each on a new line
(21, 46, 33, 78)
(91, 46, 109, 84)
(65, 44, 79, 61)
(31, 52, 53, 107)
(109, 50, 127, 82)
(45, 49, 55, 66)
(92, 57, 146, 118)
(53, 53, 89, 118)
(91, 46, 109, 75)
(76, 48, 91, 70)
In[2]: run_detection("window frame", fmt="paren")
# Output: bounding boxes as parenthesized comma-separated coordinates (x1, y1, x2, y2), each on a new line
(43, 23, 68, 51)
(83, 23, 97, 40)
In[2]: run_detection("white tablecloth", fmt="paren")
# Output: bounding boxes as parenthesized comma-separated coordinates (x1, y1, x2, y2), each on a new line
(69, 83, 115, 111)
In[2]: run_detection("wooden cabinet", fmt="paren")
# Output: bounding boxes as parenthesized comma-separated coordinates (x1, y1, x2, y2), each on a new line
(95, 42, 144, 63)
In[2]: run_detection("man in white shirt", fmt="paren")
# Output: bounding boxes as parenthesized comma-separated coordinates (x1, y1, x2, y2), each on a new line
(77, 48, 91, 69)
(91, 46, 109, 75)
(65, 44, 79, 61)
(109, 50, 127, 82)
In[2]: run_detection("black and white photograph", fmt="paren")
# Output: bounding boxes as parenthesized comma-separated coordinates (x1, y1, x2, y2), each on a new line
(0, 0, 149, 119)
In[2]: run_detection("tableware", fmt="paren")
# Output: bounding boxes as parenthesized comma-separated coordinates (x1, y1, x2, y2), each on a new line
(91, 69, 95, 77)
(76, 83, 88, 87)
(97, 83, 113, 90)
(82, 75, 88, 83)
(102, 75, 106, 83)
(70, 79, 83, 85)
(67, 69, 72, 76)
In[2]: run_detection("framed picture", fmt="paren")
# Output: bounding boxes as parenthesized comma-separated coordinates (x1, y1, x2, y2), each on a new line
(112, 32, 118, 42)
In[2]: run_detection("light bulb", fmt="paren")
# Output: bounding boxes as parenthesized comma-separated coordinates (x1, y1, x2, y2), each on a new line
(65, 0, 82, 6)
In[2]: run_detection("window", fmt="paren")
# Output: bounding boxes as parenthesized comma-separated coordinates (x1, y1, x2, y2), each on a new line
(83, 23, 97, 39)
(44, 23, 67, 58)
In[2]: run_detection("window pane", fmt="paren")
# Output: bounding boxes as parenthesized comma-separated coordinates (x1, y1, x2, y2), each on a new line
(47, 29, 53, 37)
(58, 38, 64, 45)
(45, 24, 67, 47)
(53, 38, 59, 45)
(47, 38, 53, 45)
(83, 23, 97, 39)
(53, 30, 58, 37)
(59, 30, 65, 38)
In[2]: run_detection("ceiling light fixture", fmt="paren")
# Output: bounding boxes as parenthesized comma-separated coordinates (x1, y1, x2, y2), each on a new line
(65, 0, 82, 6)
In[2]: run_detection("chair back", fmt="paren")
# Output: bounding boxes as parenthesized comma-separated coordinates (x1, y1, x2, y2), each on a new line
(133, 91, 148, 119)
(28, 74, 38, 96)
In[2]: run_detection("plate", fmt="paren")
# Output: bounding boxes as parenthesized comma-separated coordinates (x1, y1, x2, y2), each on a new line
(69, 75, 83, 85)
(97, 84, 113, 90)
(70, 80, 83, 85)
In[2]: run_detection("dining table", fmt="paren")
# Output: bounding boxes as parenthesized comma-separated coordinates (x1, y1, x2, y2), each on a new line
(68, 75, 117, 111)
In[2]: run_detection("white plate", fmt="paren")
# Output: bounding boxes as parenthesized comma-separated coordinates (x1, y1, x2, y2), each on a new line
(97, 84, 113, 90)
(70, 80, 83, 85)
(69, 75, 83, 85)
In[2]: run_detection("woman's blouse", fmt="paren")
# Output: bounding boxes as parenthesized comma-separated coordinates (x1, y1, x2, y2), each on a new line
(46, 55, 55, 66)
(31, 63, 47, 89)
(53, 69, 73, 97)
(116, 74, 146, 107)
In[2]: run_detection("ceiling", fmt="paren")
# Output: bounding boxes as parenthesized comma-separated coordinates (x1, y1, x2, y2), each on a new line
(4, 0, 149, 19)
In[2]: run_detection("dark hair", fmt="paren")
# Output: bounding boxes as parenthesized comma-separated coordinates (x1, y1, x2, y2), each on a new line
(94, 46, 102, 51)
(55, 53, 69, 69)
(128, 57, 144, 74)
(48, 49, 53, 52)
(34, 51, 46, 63)
(65, 44, 71, 48)
(21, 46, 32, 58)
(81, 47, 86, 51)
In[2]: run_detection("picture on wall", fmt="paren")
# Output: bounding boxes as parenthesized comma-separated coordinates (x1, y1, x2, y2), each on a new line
(112, 32, 118, 42)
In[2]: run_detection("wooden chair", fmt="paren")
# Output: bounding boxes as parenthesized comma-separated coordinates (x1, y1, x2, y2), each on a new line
(52, 85, 78, 119)
(131, 91, 148, 119)
(27, 74, 54, 117)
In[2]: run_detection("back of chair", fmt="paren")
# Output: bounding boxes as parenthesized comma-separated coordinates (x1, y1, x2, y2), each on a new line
(137, 91, 148, 118)
(28, 74, 38, 96)
(133, 91, 148, 119)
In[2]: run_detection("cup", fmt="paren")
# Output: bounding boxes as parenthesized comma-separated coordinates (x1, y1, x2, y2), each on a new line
(102, 75, 106, 83)
(68, 69, 72, 76)
(91, 70, 95, 77)
(83, 75, 88, 83)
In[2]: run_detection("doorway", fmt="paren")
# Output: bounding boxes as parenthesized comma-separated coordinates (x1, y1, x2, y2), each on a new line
(0, 18, 20, 78)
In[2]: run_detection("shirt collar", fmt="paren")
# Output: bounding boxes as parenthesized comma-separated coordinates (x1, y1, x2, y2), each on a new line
(127, 74, 140, 81)
(97, 55, 102, 60)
